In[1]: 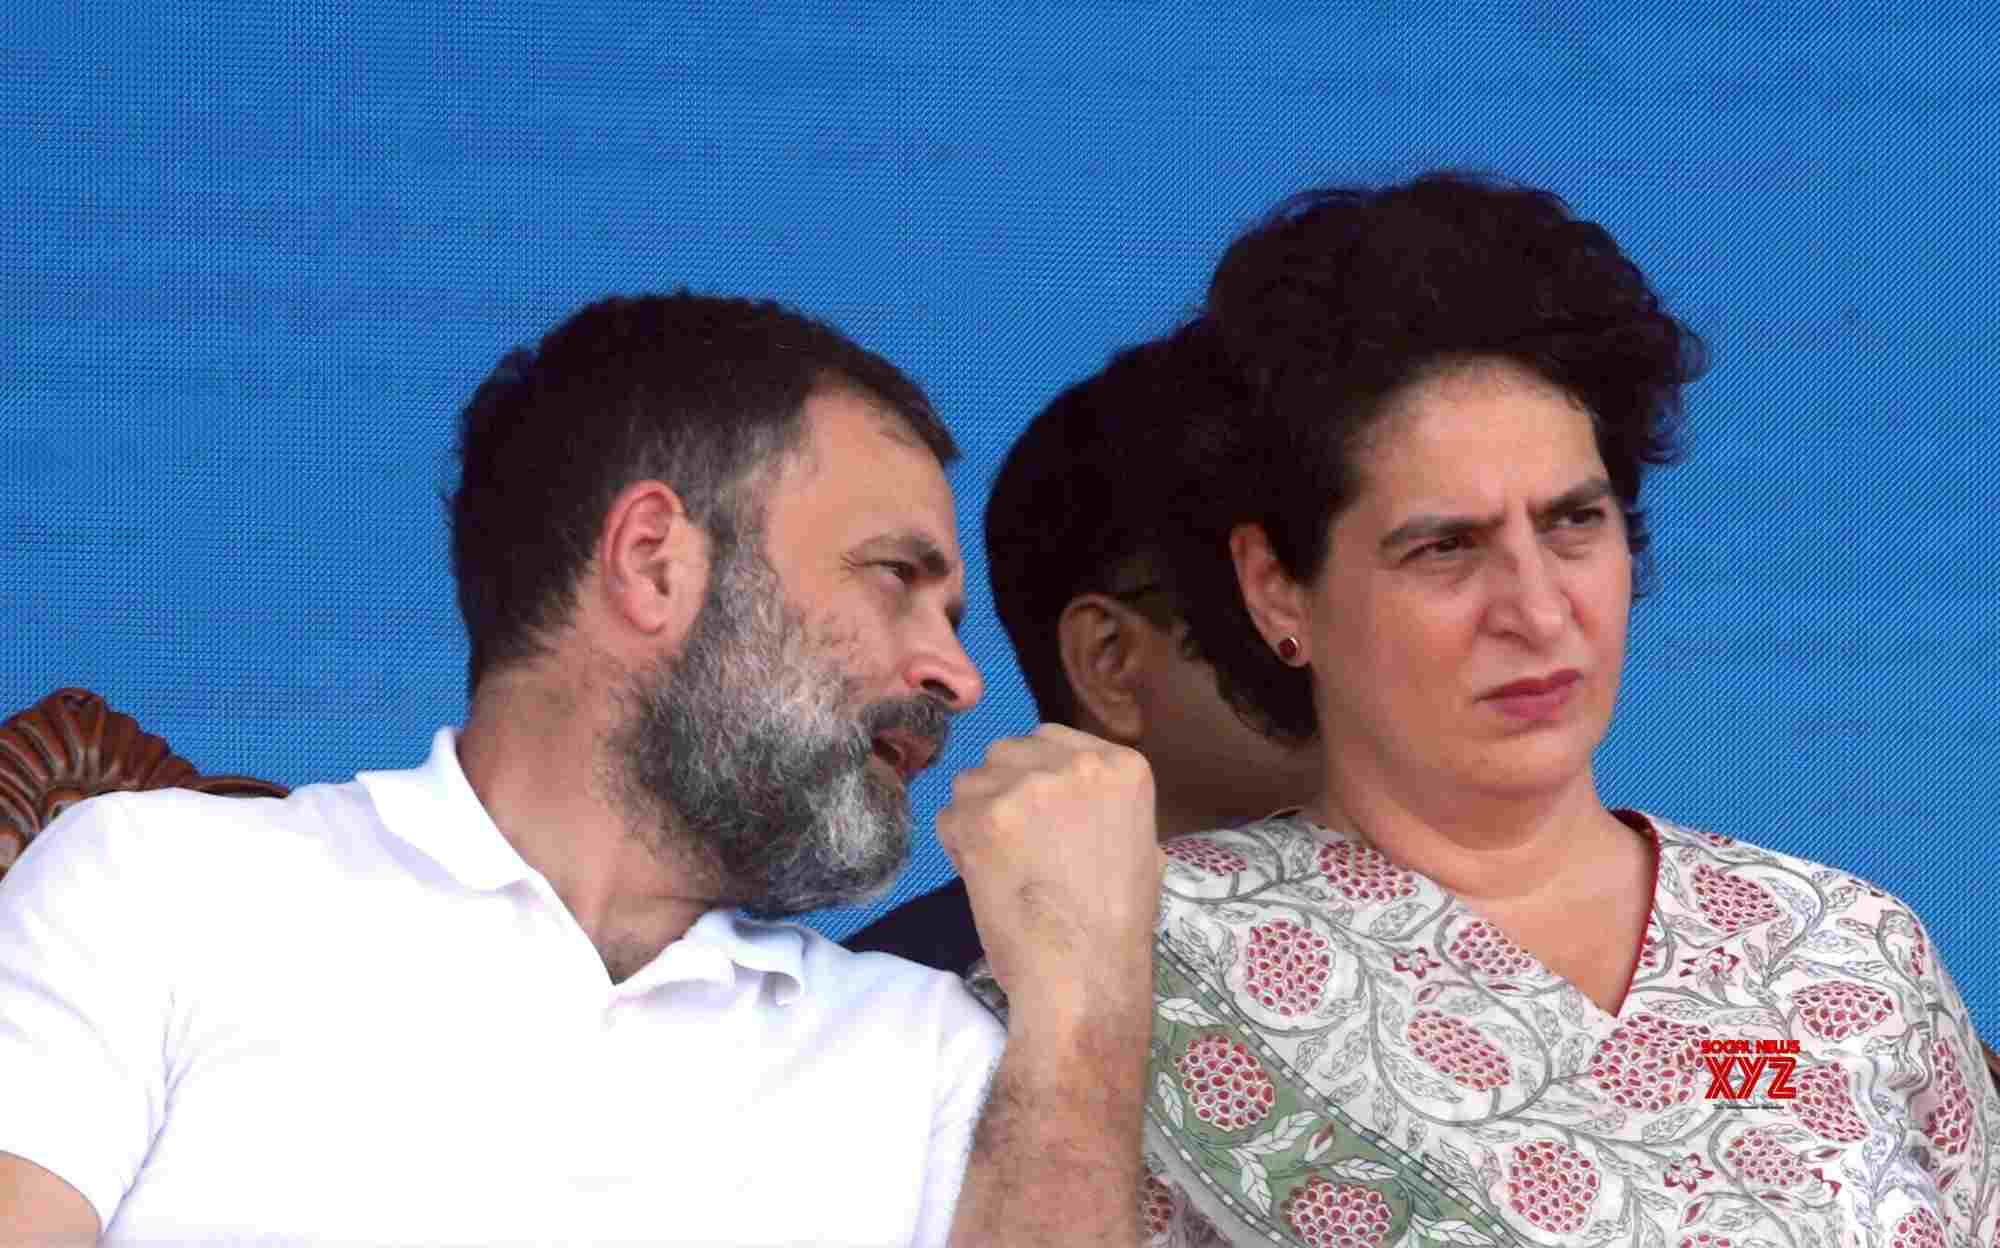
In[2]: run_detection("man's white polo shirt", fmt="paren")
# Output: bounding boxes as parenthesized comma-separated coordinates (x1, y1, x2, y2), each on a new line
(0, 729, 1004, 1245)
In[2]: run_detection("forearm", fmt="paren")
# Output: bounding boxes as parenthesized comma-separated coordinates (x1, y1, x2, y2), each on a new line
(934, 726, 1164, 1245)
(948, 1003, 1149, 1247)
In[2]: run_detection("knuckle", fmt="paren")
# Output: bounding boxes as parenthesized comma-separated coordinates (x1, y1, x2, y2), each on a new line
(1062, 751, 1103, 785)
(1118, 746, 1154, 782)
(1068, 741, 1135, 783)
(1014, 768, 1061, 802)
(1103, 742, 1151, 783)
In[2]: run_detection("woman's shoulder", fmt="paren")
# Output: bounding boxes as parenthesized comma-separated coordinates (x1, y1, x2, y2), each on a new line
(1636, 809, 1928, 919)
(1163, 807, 1317, 855)
(1630, 810, 1961, 1007)
(1159, 809, 1375, 881)
(1158, 810, 1440, 930)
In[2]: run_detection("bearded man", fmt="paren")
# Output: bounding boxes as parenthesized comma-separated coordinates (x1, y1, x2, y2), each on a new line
(0, 294, 1160, 1246)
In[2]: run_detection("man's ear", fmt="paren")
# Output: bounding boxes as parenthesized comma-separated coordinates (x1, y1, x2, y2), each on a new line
(1230, 522, 1312, 666)
(596, 479, 709, 647)
(1056, 594, 1157, 744)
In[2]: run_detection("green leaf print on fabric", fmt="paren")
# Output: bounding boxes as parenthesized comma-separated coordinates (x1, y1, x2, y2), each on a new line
(1147, 945, 1523, 1246)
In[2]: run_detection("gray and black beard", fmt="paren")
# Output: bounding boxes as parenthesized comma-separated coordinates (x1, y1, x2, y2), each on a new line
(613, 526, 951, 917)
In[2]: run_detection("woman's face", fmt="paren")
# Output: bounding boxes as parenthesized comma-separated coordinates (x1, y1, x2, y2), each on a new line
(1282, 357, 1632, 808)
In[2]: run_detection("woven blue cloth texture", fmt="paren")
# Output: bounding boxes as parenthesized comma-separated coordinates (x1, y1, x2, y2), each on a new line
(5, 2, 1995, 1035)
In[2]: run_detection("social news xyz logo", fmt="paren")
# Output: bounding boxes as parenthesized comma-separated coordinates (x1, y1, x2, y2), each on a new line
(1701, 1038, 1801, 1101)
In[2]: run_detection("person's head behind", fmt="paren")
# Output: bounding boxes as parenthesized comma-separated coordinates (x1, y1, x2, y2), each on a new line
(1189, 171, 1706, 802)
(984, 324, 1320, 839)
(448, 293, 976, 914)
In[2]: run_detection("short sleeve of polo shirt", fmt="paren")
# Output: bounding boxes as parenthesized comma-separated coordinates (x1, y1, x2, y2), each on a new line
(0, 794, 174, 1228)
(912, 978, 1005, 1246)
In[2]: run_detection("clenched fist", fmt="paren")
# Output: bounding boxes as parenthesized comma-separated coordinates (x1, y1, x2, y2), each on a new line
(935, 723, 1165, 1028)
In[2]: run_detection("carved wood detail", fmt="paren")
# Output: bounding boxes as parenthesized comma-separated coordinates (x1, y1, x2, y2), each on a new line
(0, 687, 287, 877)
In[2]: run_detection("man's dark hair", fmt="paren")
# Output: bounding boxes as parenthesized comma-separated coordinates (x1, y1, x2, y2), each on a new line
(1184, 170, 1709, 741)
(984, 321, 1259, 728)
(448, 292, 955, 693)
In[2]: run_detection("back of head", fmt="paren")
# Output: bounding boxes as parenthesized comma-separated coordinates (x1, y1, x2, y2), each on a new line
(448, 292, 955, 694)
(985, 322, 1253, 728)
(1188, 170, 1708, 740)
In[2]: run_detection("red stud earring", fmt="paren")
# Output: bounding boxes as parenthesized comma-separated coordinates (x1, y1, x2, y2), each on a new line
(1276, 636, 1301, 664)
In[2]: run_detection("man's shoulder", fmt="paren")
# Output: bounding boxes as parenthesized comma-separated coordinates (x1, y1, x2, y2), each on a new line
(784, 914, 1005, 1051)
(8, 778, 382, 896)
(804, 911, 983, 1002)
(840, 878, 981, 975)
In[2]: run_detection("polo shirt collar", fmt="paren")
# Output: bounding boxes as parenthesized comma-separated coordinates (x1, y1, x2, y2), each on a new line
(633, 910, 808, 1005)
(358, 729, 811, 1004)
(356, 728, 538, 893)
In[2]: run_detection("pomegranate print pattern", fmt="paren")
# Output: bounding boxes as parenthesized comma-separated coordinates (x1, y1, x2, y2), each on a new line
(1126, 811, 2000, 1246)
(1165, 835, 1250, 877)
(1281, 1179, 1395, 1248)
(1890, 1208, 1945, 1248)
(1446, 917, 1535, 980)
(1789, 1064, 1871, 1144)
(1588, 1012, 1711, 1111)
(1636, 914, 1668, 975)
(1241, 919, 1332, 1017)
(1721, 1128, 1811, 1190)
(1690, 862, 1782, 933)
(1139, 1172, 1176, 1242)
(1175, 1032, 1275, 1132)
(1505, 1140, 1601, 1235)
(1316, 840, 1418, 903)
(1922, 1039, 1974, 1158)
(1407, 1010, 1512, 1090)
(1793, 980, 1895, 1042)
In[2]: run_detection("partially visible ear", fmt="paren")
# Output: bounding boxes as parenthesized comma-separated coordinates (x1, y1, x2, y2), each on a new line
(595, 479, 710, 648)
(1230, 522, 1312, 666)
(1056, 594, 1160, 744)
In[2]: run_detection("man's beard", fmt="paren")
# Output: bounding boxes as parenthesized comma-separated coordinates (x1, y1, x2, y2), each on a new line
(611, 525, 952, 917)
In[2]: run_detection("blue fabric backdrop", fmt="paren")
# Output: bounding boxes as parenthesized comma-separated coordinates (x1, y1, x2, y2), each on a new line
(5, 2, 1995, 1035)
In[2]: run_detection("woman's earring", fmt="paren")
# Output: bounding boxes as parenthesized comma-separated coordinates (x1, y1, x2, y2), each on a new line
(1276, 636, 1301, 664)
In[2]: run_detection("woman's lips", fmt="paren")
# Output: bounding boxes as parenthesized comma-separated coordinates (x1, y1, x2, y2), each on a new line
(1480, 670, 1582, 721)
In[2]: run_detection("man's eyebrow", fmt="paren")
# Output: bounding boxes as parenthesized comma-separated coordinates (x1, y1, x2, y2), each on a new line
(1377, 477, 1615, 553)
(858, 531, 955, 578)
(855, 531, 966, 630)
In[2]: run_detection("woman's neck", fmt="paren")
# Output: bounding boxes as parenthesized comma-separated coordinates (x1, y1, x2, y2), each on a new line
(1310, 765, 1630, 909)
(1312, 769, 1656, 1013)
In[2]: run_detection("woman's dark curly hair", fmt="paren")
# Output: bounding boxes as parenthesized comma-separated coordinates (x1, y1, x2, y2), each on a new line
(1173, 170, 1708, 743)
